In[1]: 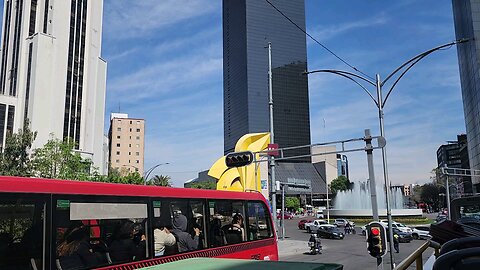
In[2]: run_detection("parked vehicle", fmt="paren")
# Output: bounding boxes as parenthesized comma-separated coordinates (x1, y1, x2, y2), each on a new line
(305, 219, 328, 233)
(411, 226, 431, 240)
(308, 233, 322, 255)
(298, 219, 313, 230)
(317, 224, 345, 239)
(333, 218, 355, 227)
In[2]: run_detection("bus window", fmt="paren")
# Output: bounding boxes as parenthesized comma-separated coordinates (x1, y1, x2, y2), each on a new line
(162, 200, 205, 254)
(0, 198, 45, 270)
(208, 200, 246, 247)
(247, 201, 273, 240)
(54, 200, 148, 269)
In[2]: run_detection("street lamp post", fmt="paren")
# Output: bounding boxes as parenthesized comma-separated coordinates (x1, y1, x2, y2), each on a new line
(144, 162, 170, 185)
(304, 39, 469, 269)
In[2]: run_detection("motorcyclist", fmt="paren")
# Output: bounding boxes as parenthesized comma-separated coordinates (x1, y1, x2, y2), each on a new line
(308, 232, 322, 254)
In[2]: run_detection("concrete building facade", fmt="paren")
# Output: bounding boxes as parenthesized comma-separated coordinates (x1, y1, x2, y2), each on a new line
(222, 0, 311, 161)
(0, 0, 107, 173)
(452, 0, 480, 192)
(108, 113, 145, 176)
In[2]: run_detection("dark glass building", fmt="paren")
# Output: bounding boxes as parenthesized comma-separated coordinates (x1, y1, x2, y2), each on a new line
(452, 0, 480, 192)
(222, 0, 311, 161)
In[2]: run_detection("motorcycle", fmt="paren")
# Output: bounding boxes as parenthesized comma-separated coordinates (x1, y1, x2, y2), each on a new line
(308, 233, 322, 255)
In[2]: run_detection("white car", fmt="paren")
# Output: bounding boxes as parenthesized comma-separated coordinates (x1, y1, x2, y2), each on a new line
(379, 220, 412, 234)
(257, 220, 268, 230)
(305, 219, 328, 233)
(411, 226, 431, 240)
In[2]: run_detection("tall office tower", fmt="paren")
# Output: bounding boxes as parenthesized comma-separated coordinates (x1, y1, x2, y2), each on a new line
(0, 0, 107, 173)
(223, 0, 311, 161)
(452, 0, 480, 192)
(108, 113, 145, 176)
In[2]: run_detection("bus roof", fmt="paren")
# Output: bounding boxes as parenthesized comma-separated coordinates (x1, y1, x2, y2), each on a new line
(0, 176, 266, 201)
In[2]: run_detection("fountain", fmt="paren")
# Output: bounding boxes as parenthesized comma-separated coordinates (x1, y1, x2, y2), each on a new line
(325, 181, 423, 218)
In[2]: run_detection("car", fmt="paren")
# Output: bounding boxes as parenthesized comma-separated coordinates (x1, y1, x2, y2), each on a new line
(317, 224, 345, 239)
(436, 214, 447, 222)
(410, 226, 431, 240)
(305, 219, 328, 233)
(298, 219, 313, 230)
(391, 228, 413, 243)
(277, 212, 293, 220)
(379, 220, 412, 234)
(333, 218, 355, 227)
(257, 220, 267, 230)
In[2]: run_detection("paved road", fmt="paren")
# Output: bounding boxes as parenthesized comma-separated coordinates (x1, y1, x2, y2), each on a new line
(277, 218, 432, 269)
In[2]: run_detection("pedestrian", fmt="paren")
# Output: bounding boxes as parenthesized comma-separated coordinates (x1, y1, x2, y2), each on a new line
(393, 232, 400, 253)
(344, 223, 350, 234)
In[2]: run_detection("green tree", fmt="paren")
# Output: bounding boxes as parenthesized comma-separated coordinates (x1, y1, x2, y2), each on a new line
(31, 136, 92, 180)
(0, 120, 37, 176)
(92, 167, 144, 185)
(285, 197, 300, 210)
(148, 174, 171, 187)
(189, 181, 217, 190)
(330, 175, 351, 194)
(420, 183, 446, 212)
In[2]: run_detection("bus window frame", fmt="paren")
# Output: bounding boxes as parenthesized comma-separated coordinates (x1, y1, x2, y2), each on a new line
(0, 192, 51, 270)
(51, 194, 152, 270)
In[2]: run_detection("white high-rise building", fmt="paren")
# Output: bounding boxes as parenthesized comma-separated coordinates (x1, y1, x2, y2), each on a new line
(0, 0, 107, 173)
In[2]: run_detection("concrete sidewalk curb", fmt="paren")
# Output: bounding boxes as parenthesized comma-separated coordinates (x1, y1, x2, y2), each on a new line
(277, 239, 309, 258)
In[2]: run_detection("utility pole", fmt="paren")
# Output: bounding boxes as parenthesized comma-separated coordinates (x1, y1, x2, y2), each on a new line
(267, 42, 278, 230)
(365, 129, 379, 221)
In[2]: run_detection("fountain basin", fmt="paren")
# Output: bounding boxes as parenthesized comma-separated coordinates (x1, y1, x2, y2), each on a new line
(323, 209, 423, 218)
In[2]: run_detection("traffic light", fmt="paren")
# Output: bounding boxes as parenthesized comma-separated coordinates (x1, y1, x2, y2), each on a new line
(366, 222, 387, 258)
(225, 151, 254, 168)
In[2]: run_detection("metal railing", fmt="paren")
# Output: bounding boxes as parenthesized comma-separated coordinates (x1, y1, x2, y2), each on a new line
(394, 240, 441, 270)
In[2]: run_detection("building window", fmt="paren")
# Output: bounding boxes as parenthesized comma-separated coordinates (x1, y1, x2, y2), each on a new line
(137, 121, 140, 124)
(116, 151, 120, 155)
(128, 152, 131, 155)
(136, 144, 139, 148)
(116, 135, 120, 139)
(116, 143, 120, 147)
(136, 128, 141, 132)
(136, 136, 140, 140)
(130, 128, 132, 132)
(130, 120, 132, 124)
(117, 127, 121, 132)
(136, 160, 139, 164)
(115, 160, 119, 163)
(129, 144, 131, 147)
(136, 152, 139, 156)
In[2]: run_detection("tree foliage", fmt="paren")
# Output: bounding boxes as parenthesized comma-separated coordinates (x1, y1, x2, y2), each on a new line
(148, 174, 171, 187)
(285, 197, 300, 210)
(91, 167, 144, 185)
(420, 183, 446, 212)
(330, 175, 352, 194)
(0, 120, 37, 177)
(31, 136, 92, 180)
(189, 181, 217, 190)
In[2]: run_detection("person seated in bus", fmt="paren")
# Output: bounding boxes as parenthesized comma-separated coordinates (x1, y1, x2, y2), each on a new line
(209, 217, 226, 247)
(171, 214, 200, 252)
(153, 220, 176, 256)
(109, 221, 146, 263)
(223, 214, 245, 244)
(57, 222, 98, 270)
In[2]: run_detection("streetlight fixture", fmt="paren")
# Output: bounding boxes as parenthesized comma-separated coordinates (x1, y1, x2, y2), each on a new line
(144, 162, 170, 185)
(304, 39, 469, 269)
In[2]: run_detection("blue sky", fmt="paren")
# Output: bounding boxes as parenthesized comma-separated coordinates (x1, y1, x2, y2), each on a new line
(1, 1, 465, 187)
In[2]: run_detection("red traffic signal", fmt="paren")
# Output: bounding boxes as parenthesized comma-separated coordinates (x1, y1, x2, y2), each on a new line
(366, 222, 387, 258)
(225, 151, 254, 168)
(371, 227, 380, 236)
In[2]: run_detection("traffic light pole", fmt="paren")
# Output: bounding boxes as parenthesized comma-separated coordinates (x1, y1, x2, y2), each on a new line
(267, 42, 278, 231)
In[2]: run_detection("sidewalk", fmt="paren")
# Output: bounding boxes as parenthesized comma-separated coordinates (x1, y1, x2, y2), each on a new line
(277, 239, 308, 258)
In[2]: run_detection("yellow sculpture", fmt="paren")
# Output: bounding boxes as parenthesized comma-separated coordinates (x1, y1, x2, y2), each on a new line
(208, 132, 270, 192)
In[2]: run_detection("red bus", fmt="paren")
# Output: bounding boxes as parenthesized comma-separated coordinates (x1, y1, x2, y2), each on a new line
(0, 176, 277, 270)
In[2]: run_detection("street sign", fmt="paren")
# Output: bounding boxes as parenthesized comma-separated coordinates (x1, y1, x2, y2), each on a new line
(267, 143, 279, 156)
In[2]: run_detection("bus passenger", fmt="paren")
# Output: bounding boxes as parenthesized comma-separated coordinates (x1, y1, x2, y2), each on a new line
(154, 220, 176, 256)
(171, 214, 200, 252)
(57, 223, 98, 270)
(224, 214, 245, 244)
(109, 221, 146, 263)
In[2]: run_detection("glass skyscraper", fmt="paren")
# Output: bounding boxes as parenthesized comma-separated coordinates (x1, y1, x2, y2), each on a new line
(223, 0, 311, 161)
(452, 0, 480, 192)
